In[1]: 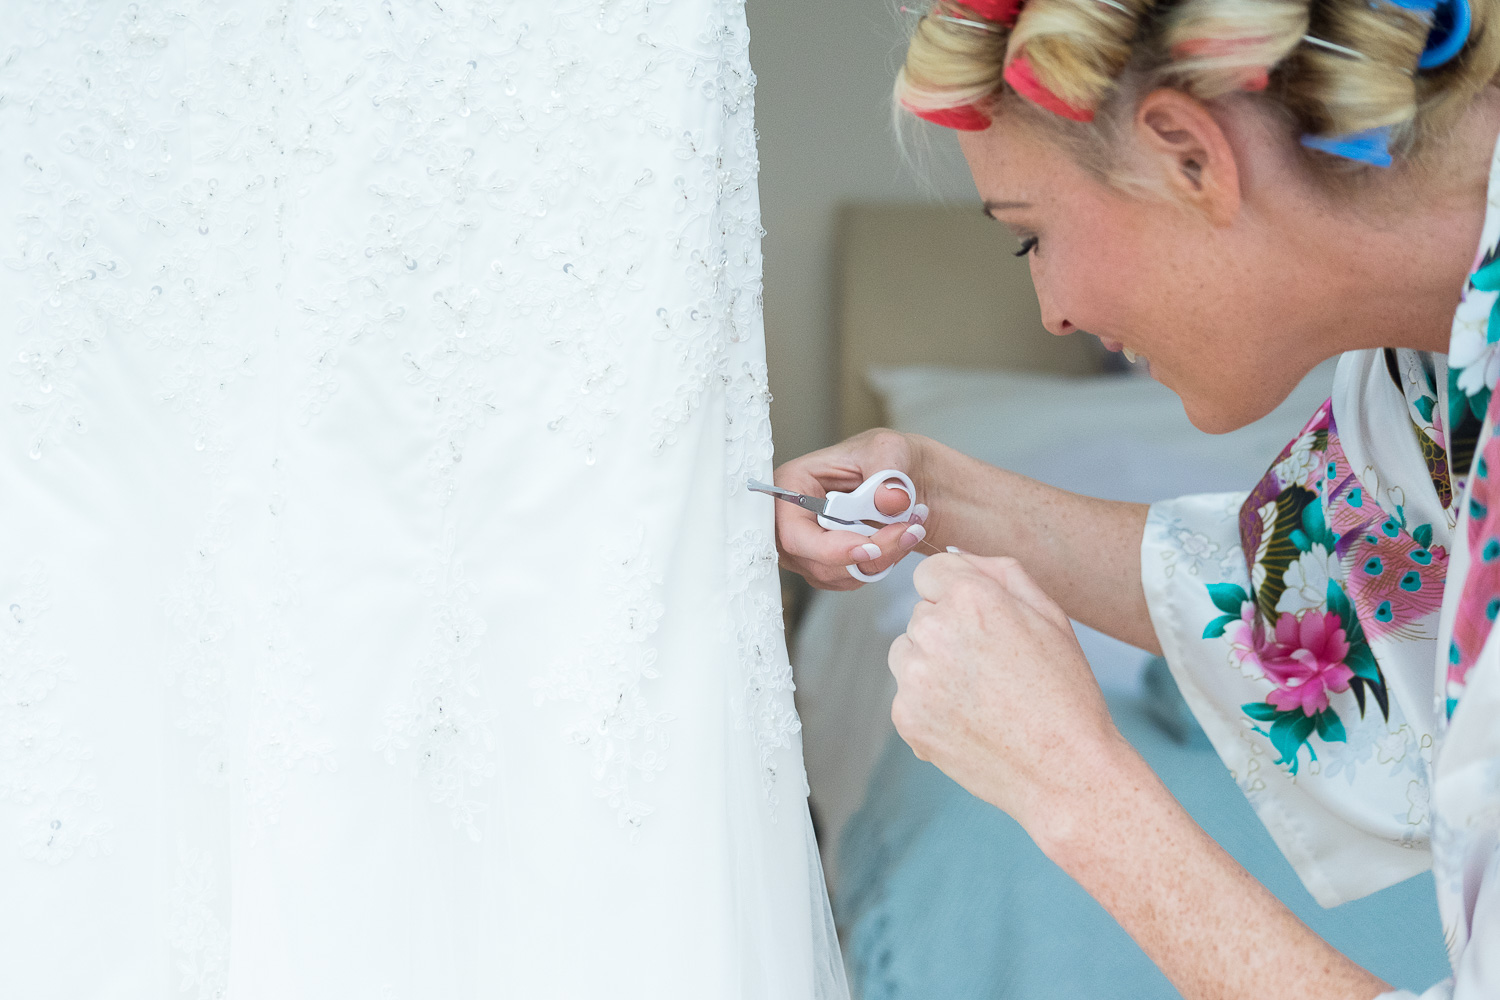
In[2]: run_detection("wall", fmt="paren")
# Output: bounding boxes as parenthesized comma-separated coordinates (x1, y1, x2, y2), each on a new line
(748, 0, 978, 464)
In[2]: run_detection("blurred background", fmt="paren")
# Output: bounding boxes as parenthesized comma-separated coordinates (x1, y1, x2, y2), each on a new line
(746, 3, 1454, 997)
(751, 0, 975, 468)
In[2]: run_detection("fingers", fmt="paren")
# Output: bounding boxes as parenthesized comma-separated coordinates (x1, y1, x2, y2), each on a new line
(911, 552, 983, 604)
(773, 458, 865, 502)
(964, 555, 1072, 630)
(887, 631, 914, 680)
(770, 431, 924, 588)
(777, 504, 926, 587)
(847, 518, 926, 576)
(911, 551, 1072, 632)
(777, 503, 881, 566)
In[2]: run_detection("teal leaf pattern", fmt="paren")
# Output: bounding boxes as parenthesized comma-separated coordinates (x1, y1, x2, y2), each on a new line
(1202, 614, 1238, 639)
(1207, 583, 1250, 616)
(1204, 401, 1419, 777)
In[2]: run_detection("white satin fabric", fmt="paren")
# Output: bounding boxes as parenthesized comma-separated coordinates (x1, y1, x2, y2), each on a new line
(0, 2, 846, 997)
(1142, 130, 1500, 1000)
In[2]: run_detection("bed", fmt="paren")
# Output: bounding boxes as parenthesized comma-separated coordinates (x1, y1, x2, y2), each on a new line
(789, 204, 1453, 997)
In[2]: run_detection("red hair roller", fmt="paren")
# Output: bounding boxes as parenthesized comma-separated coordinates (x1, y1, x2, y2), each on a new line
(959, 0, 1027, 26)
(1002, 55, 1095, 121)
(1170, 37, 1273, 91)
(903, 100, 994, 130)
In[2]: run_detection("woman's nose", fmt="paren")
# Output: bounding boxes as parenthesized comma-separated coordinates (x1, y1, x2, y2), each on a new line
(1035, 284, 1076, 337)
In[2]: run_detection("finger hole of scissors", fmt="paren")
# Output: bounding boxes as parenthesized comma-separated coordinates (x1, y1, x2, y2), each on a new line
(874, 478, 911, 517)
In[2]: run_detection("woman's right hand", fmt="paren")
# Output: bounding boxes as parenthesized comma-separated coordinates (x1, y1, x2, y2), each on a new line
(772, 429, 935, 590)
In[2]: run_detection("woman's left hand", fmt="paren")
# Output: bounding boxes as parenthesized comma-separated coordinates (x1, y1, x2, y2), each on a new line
(892, 553, 1396, 1000)
(888, 551, 1126, 839)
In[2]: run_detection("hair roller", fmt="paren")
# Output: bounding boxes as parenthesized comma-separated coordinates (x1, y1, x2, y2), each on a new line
(1164, 0, 1310, 98)
(1300, 0, 1426, 136)
(1004, 0, 1159, 115)
(896, 0, 1500, 170)
(895, 2, 1011, 128)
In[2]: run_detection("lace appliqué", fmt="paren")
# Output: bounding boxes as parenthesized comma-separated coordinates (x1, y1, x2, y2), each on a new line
(167, 843, 230, 1000)
(701, 4, 807, 800)
(533, 529, 672, 831)
(727, 528, 803, 800)
(0, 562, 111, 864)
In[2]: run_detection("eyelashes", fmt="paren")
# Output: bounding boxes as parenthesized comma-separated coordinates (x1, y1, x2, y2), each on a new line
(1014, 237, 1038, 257)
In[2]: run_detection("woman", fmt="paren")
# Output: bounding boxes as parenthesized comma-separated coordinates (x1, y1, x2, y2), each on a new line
(774, 0, 1500, 997)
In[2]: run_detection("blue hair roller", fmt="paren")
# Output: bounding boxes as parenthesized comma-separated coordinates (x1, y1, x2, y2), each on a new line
(1300, 125, 1395, 167)
(1419, 0, 1472, 69)
(1382, 0, 1471, 67)
(1298, 0, 1471, 166)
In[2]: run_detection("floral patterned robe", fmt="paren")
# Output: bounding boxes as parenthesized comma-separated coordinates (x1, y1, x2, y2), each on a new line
(1142, 141, 1500, 999)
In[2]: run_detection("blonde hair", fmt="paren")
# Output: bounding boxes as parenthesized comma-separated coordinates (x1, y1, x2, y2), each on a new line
(895, 0, 1500, 170)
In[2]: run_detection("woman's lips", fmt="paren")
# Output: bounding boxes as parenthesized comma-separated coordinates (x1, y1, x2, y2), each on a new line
(1098, 336, 1144, 365)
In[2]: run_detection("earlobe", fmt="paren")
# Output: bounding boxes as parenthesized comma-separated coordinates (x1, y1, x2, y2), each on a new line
(1135, 89, 1241, 226)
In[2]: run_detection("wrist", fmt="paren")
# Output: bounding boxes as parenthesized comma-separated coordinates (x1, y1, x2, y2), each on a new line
(907, 433, 950, 540)
(1025, 730, 1154, 869)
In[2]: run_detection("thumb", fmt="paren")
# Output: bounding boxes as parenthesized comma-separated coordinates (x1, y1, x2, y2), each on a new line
(954, 553, 1071, 630)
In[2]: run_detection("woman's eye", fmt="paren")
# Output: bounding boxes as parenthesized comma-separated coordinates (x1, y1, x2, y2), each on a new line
(1014, 237, 1038, 258)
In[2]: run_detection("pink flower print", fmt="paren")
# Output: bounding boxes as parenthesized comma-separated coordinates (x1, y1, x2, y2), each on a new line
(1260, 610, 1355, 716)
(1225, 602, 1262, 675)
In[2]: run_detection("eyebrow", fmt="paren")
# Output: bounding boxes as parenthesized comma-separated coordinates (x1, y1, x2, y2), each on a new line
(981, 200, 1031, 219)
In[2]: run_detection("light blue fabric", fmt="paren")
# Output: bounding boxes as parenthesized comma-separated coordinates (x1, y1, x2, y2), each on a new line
(836, 680, 1451, 999)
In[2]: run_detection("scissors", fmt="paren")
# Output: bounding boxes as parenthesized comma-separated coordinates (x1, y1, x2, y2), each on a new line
(748, 469, 934, 582)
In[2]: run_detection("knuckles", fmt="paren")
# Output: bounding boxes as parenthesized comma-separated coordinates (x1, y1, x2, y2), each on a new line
(868, 428, 907, 455)
(889, 695, 924, 745)
(945, 575, 1003, 616)
(905, 611, 937, 648)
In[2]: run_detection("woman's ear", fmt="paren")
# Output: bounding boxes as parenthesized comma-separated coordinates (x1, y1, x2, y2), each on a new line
(1133, 89, 1241, 226)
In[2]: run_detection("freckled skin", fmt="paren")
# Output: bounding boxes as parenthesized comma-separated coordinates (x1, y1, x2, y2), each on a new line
(775, 89, 1500, 1000)
(891, 552, 1385, 1000)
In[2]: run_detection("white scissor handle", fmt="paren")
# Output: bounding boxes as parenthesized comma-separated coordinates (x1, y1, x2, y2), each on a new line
(846, 562, 892, 583)
(818, 469, 917, 535)
(820, 470, 918, 583)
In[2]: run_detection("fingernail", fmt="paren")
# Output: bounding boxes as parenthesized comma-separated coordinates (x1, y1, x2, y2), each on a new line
(910, 503, 929, 525)
(900, 523, 926, 550)
(946, 546, 967, 555)
(854, 542, 882, 562)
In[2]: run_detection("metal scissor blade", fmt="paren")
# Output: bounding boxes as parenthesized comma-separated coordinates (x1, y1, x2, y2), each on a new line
(748, 479, 884, 530)
(747, 479, 828, 516)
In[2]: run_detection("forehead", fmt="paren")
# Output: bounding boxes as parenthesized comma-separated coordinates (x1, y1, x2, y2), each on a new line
(957, 123, 1090, 205)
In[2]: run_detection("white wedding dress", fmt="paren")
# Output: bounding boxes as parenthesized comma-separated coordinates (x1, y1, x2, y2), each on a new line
(0, 2, 846, 996)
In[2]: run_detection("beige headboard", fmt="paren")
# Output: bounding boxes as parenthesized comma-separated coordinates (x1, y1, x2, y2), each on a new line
(835, 202, 1107, 439)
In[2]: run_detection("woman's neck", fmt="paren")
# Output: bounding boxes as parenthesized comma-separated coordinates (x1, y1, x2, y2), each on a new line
(1303, 91, 1500, 357)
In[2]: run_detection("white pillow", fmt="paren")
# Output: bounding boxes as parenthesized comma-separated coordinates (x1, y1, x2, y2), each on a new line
(866, 361, 1337, 502)
(863, 360, 1338, 694)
